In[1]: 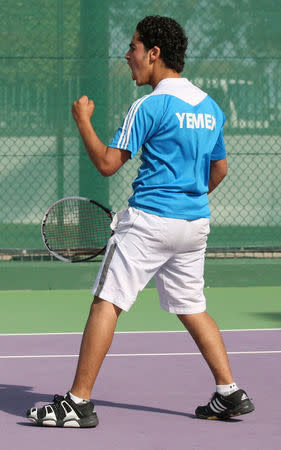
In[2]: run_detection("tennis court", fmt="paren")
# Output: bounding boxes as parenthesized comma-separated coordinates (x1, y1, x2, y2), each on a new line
(0, 260, 280, 449)
(1, 1, 281, 449)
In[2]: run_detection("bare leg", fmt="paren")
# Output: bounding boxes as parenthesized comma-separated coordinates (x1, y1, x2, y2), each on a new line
(177, 311, 234, 385)
(70, 297, 122, 400)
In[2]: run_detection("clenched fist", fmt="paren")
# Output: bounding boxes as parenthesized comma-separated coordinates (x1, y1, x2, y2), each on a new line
(72, 95, 95, 123)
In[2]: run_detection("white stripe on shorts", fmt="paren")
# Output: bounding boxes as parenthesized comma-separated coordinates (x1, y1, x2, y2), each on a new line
(91, 208, 210, 314)
(94, 243, 117, 298)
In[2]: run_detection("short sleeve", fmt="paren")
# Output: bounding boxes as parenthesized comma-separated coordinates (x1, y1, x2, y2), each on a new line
(109, 95, 161, 158)
(211, 114, 226, 161)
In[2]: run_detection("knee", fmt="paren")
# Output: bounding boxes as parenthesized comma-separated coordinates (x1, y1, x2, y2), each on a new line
(90, 297, 122, 317)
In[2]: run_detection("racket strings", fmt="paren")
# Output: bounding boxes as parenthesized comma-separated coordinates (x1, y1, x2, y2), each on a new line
(44, 199, 112, 261)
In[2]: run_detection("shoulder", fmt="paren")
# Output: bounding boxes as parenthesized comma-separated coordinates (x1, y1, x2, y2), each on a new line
(202, 95, 226, 124)
(127, 93, 165, 118)
(128, 94, 150, 110)
(133, 92, 165, 107)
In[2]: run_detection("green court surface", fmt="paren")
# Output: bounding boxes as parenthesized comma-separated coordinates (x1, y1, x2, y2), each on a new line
(1, 258, 281, 290)
(0, 259, 280, 334)
(0, 287, 280, 333)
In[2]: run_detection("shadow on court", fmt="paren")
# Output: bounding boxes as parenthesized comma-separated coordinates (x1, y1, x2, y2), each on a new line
(0, 384, 243, 423)
(0, 384, 195, 420)
(0, 384, 53, 417)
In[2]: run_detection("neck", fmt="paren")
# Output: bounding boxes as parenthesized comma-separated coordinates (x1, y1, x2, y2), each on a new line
(150, 68, 181, 90)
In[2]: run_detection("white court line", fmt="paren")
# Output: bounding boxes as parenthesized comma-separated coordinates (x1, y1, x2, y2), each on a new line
(0, 350, 281, 359)
(0, 328, 280, 336)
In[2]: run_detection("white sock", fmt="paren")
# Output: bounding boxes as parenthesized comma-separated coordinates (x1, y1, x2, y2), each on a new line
(216, 382, 239, 396)
(69, 391, 88, 404)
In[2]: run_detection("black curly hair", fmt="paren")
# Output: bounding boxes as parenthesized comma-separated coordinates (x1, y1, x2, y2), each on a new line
(136, 16, 188, 73)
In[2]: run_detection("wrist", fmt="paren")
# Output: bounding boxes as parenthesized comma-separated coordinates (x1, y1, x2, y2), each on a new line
(75, 116, 92, 127)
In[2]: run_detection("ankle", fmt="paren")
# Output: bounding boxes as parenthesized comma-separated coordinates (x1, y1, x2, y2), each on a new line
(69, 391, 89, 404)
(216, 382, 239, 396)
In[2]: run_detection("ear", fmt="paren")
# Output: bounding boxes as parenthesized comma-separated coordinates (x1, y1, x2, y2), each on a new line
(149, 46, 161, 62)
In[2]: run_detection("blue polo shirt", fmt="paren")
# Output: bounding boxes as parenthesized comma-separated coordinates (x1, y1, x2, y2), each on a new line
(109, 77, 226, 219)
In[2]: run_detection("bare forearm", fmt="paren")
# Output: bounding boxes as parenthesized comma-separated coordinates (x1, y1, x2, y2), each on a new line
(208, 175, 223, 194)
(72, 96, 130, 176)
(75, 118, 108, 173)
(208, 159, 228, 194)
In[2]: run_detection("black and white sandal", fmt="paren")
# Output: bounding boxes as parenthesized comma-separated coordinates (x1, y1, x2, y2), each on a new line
(26, 392, 99, 428)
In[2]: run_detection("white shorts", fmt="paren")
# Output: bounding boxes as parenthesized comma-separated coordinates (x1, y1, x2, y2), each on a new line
(92, 207, 210, 314)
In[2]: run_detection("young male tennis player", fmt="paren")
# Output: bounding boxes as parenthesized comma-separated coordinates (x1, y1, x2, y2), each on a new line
(27, 15, 254, 427)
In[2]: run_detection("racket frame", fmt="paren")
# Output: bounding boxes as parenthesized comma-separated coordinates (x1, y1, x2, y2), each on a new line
(41, 196, 114, 263)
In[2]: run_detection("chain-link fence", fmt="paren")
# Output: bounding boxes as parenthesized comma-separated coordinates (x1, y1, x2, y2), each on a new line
(0, 0, 280, 259)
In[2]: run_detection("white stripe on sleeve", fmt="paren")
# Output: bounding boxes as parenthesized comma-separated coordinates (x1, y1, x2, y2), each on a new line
(117, 95, 149, 149)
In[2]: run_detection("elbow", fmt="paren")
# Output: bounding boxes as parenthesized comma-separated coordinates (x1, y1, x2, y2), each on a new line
(94, 147, 129, 177)
(97, 166, 112, 177)
(98, 168, 114, 177)
(97, 163, 118, 177)
(223, 160, 228, 178)
(208, 159, 228, 194)
(218, 159, 228, 181)
(221, 166, 228, 180)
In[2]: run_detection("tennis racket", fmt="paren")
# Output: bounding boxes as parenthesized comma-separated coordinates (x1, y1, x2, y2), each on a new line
(41, 196, 114, 263)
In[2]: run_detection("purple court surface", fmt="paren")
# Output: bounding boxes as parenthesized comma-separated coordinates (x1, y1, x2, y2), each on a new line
(0, 329, 280, 450)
